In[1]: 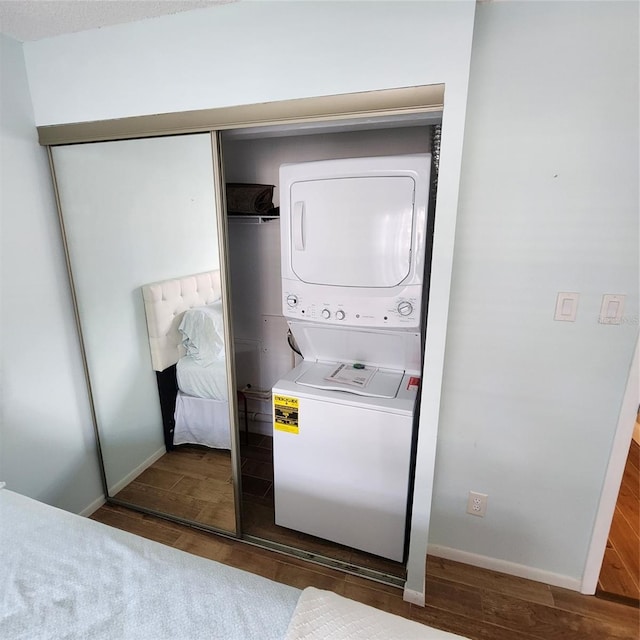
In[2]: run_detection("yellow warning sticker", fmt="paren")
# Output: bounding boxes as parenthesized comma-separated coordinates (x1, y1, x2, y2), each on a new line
(273, 395, 299, 434)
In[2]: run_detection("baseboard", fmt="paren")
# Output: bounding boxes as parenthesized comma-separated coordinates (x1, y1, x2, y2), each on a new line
(428, 544, 582, 592)
(79, 494, 106, 517)
(403, 587, 425, 606)
(108, 446, 166, 496)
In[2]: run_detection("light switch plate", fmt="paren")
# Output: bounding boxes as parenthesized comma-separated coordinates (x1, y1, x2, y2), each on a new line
(599, 294, 625, 324)
(554, 292, 579, 322)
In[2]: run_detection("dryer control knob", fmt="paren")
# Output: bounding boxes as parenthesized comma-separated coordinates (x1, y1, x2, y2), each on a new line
(336, 310, 346, 320)
(321, 309, 331, 319)
(397, 301, 414, 316)
(286, 295, 299, 307)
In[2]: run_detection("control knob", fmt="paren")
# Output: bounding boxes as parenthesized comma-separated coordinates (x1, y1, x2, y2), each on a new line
(321, 309, 331, 319)
(397, 301, 414, 317)
(336, 310, 346, 321)
(286, 294, 298, 307)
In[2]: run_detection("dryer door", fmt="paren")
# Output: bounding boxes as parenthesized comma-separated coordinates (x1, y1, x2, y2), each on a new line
(289, 175, 416, 287)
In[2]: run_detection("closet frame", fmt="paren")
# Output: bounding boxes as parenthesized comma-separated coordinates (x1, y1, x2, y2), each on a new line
(41, 83, 445, 589)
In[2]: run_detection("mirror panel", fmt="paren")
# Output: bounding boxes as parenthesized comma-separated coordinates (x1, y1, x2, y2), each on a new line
(52, 133, 237, 534)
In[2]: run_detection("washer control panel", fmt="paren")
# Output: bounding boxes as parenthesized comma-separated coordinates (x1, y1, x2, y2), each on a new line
(282, 287, 421, 328)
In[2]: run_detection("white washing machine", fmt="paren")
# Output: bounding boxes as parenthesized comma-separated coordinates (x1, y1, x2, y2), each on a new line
(273, 154, 431, 562)
(272, 353, 420, 562)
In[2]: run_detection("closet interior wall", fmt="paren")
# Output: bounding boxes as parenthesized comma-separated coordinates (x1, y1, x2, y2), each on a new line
(222, 124, 434, 433)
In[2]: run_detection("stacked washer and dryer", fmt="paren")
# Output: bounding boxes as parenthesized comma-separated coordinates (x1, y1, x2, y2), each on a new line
(272, 154, 431, 563)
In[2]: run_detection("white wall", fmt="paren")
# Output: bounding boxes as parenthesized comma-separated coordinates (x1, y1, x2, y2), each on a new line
(433, 0, 638, 587)
(0, 34, 103, 514)
(24, 1, 474, 126)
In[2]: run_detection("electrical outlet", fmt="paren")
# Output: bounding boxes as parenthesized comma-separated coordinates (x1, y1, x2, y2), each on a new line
(466, 491, 488, 517)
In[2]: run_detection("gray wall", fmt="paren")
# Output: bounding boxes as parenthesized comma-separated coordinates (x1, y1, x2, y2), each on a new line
(432, 0, 638, 583)
(0, 33, 103, 514)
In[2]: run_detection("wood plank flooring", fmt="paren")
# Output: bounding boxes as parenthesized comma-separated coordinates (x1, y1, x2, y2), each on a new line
(113, 445, 236, 532)
(104, 433, 639, 637)
(112, 435, 403, 578)
(90, 503, 640, 640)
(598, 437, 640, 605)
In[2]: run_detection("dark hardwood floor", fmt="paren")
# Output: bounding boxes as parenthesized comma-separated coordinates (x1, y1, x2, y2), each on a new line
(598, 436, 640, 606)
(90, 502, 639, 639)
(99, 430, 640, 638)
(110, 433, 404, 579)
(112, 445, 236, 532)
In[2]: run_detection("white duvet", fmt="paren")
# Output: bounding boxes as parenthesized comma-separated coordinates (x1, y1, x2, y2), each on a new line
(173, 390, 231, 449)
(0, 489, 299, 640)
(176, 355, 228, 400)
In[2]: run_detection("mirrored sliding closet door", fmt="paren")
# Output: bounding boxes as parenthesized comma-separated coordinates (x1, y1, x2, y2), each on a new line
(51, 133, 240, 534)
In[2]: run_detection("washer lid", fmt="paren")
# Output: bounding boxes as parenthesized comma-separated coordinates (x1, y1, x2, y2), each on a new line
(288, 320, 422, 374)
(295, 361, 403, 399)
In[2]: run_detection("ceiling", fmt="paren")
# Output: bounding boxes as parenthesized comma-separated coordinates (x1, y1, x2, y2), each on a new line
(0, 0, 235, 42)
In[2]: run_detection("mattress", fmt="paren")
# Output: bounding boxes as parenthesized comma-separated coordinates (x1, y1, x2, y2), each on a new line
(176, 354, 228, 400)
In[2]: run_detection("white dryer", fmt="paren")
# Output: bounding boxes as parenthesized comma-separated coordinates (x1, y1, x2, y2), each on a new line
(279, 154, 431, 329)
(272, 154, 431, 562)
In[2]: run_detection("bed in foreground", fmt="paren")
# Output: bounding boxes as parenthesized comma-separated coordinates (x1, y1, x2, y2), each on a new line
(0, 487, 466, 639)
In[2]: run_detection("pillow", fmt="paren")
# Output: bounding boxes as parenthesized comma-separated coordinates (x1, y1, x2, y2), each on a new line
(178, 301, 225, 364)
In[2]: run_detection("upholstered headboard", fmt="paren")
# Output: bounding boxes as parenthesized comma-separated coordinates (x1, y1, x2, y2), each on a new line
(141, 270, 222, 372)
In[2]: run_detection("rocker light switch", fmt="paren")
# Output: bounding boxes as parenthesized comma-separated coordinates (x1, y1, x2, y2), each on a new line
(599, 294, 625, 324)
(554, 292, 579, 322)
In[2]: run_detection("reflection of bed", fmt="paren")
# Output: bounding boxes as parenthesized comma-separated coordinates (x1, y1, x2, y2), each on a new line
(141, 271, 231, 450)
(0, 487, 467, 639)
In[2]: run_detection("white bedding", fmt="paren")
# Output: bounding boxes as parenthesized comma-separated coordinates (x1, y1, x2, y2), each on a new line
(173, 302, 231, 448)
(178, 302, 225, 365)
(174, 390, 231, 449)
(0, 489, 299, 640)
(0, 488, 469, 640)
(176, 355, 228, 400)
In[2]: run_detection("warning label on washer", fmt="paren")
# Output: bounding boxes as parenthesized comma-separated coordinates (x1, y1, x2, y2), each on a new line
(273, 395, 299, 434)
